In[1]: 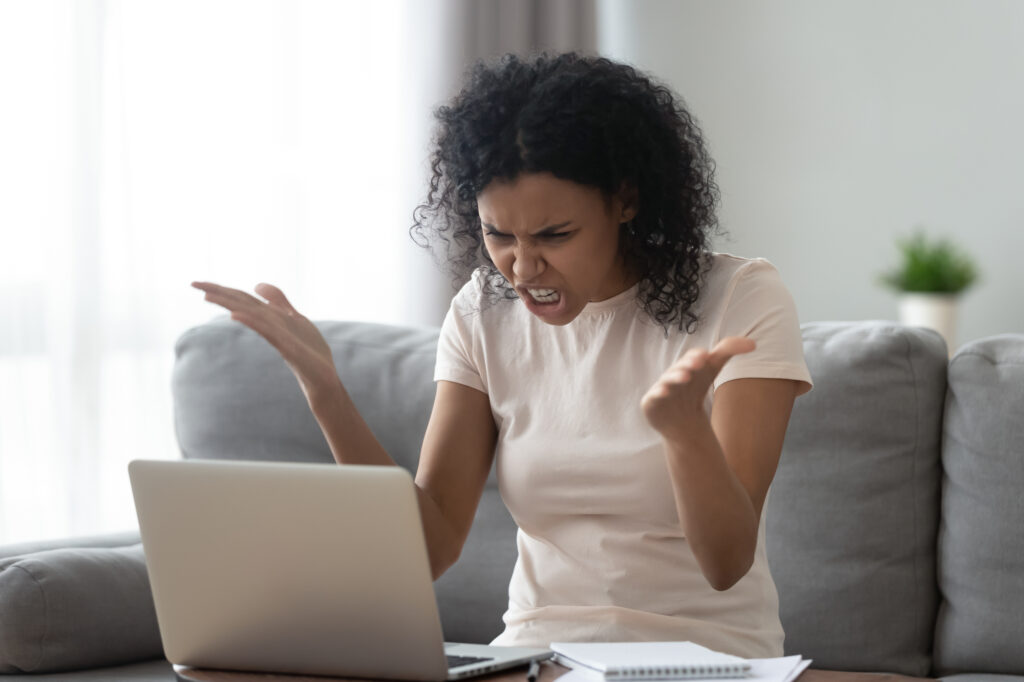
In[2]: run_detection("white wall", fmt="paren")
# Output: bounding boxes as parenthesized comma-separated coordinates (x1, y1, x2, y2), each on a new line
(598, 0, 1024, 347)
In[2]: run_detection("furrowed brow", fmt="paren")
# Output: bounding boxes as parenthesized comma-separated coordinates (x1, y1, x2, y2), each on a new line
(481, 221, 572, 235)
(535, 222, 572, 234)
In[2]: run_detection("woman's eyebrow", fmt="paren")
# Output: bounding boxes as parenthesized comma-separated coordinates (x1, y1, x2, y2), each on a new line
(481, 221, 572, 234)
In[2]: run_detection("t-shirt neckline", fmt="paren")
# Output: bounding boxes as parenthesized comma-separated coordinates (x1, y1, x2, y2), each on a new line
(578, 281, 641, 315)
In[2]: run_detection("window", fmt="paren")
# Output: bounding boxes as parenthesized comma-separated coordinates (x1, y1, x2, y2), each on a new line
(0, 0, 423, 542)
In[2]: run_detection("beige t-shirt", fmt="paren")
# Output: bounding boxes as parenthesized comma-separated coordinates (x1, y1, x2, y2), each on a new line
(433, 253, 813, 658)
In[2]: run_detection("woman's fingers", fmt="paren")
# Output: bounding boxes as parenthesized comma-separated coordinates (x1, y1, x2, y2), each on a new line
(193, 280, 318, 354)
(644, 336, 758, 437)
(680, 349, 708, 371)
(193, 281, 338, 401)
(230, 309, 290, 355)
(228, 309, 272, 341)
(254, 282, 298, 315)
(191, 281, 265, 313)
(712, 336, 756, 360)
(192, 281, 299, 316)
(694, 337, 755, 375)
(665, 337, 756, 385)
(191, 281, 249, 299)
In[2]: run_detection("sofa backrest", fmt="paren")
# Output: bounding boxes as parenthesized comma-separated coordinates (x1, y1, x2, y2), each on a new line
(765, 322, 947, 677)
(173, 319, 437, 471)
(172, 317, 967, 668)
(933, 334, 1024, 677)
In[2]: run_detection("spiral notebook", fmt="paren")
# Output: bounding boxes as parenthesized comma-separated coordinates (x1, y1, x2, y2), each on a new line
(550, 641, 752, 680)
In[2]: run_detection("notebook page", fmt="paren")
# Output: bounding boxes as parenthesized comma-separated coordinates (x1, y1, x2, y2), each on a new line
(551, 641, 750, 676)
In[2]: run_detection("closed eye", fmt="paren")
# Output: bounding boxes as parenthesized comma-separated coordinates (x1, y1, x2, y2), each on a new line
(483, 230, 574, 240)
(481, 221, 574, 241)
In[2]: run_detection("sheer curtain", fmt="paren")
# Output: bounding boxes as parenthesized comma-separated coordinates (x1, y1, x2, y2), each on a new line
(0, 0, 434, 543)
(0, 0, 596, 544)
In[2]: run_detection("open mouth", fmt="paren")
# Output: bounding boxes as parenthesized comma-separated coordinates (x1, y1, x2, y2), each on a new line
(525, 287, 561, 304)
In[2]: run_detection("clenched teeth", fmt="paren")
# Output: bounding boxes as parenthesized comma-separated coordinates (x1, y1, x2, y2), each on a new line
(527, 288, 560, 303)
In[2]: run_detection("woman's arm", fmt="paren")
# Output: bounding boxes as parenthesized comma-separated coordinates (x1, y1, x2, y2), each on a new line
(310, 379, 497, 580)
(413, 381, 498, 577)
(192, 282, 497, 580)
(662, 378, 797, 591)
(642, 338, 799, 591)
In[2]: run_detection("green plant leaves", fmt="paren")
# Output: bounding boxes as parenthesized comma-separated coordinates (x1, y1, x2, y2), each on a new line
(879, 231, 978, 294)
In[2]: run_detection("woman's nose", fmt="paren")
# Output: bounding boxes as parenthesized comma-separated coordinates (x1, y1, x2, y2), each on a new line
(512, 244, 545, 281)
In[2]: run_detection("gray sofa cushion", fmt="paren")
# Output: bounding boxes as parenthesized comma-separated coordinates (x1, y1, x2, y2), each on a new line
(934, 335, 1024, 676)
(173, 318, 438, 473)
(766, 321, 946, 676)
(0, 544, 162, 673)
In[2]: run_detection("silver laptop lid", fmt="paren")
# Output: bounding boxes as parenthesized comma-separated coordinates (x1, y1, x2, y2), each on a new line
(129, 459, 449, 680)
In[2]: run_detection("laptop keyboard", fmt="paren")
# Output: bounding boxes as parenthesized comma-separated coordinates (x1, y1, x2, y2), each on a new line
(447, 654, 493, 669)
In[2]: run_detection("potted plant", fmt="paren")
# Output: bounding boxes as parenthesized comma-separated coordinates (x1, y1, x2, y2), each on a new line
(880, 230, 978, 355)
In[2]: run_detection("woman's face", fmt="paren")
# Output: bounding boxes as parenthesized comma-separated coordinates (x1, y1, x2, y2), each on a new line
(477, 172, 638, 326)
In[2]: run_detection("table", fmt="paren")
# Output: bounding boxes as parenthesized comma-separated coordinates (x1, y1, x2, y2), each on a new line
(174, 662, 933, 682)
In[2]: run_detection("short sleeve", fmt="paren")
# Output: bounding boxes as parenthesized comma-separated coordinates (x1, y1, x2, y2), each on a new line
(711, 260, 812, 396)
(433, 273, 487, 394)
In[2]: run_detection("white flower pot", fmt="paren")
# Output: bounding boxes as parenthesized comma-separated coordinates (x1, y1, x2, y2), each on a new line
(898, 293, 959, 356)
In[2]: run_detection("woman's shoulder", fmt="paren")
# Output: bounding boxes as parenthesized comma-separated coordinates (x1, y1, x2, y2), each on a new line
(701, 252, 783, 294)
(690, 252, 788, 321)
(705, 251, 777, 277)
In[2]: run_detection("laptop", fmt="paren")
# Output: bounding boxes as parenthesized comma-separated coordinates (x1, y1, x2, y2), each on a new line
(128, 459, 551, 680)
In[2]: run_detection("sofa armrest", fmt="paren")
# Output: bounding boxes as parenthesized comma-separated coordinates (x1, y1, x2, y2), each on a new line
(0, 537, 162, 674)
(0, 530, 141, 562)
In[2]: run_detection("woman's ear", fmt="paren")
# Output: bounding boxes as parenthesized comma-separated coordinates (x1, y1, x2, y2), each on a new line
(617, 182, 639, 223)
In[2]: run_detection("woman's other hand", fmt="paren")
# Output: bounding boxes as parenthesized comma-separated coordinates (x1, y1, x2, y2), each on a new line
(191, 281, 341, 404)
(641, 336, 756, 443)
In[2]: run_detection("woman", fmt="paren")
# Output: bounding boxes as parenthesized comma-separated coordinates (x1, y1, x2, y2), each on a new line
(193, 53, 812, 658)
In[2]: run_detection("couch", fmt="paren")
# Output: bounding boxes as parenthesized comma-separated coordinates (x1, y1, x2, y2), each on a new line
(1, 318, 1021, 682)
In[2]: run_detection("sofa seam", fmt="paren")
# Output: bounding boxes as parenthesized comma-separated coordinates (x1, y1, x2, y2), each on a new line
(9, 564, 48, 672)
(904, 330, 926, 673)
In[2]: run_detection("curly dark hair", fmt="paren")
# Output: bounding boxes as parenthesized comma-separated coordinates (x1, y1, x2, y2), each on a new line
(410, 52, 722, 333)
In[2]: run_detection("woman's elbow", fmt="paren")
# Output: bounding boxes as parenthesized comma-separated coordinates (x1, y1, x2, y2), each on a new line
(429, 542, 462, 582)
(702, 551, 755, 592)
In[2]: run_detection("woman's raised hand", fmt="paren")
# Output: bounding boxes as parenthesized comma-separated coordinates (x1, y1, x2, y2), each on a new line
(641, 336, 756, 443)
(191, 281, 341, 403)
